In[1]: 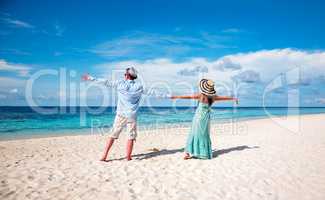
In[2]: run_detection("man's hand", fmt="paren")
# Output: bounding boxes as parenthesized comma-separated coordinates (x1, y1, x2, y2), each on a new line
(81, 73, 92, 81)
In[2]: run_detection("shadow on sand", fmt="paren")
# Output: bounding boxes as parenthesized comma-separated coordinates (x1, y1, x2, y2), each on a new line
(212, 145, 259, 158)
(134, 148, 185, 160)
(106, 148, 184, 162)
(106, 145, 259, 162)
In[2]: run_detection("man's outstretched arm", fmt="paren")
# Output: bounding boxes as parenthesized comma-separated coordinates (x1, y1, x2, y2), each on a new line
(82, 74, 119, 88)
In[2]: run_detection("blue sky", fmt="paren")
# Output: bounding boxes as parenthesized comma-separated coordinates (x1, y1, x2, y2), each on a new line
(0, 0, 325, 106)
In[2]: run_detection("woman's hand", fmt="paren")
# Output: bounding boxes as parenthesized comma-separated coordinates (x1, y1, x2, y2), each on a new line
(170, 94, 200, 99)
(234, 98, 239, 105)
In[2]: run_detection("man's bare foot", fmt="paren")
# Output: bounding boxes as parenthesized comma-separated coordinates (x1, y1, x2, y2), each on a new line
(100, 158, 107, 162)
(126, 156, 132, 161)
(183, 153, 191, 160)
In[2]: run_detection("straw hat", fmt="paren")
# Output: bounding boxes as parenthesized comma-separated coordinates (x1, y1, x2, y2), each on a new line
(199, 79, 216, 96)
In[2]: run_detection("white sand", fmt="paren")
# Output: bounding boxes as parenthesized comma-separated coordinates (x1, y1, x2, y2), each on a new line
(1, 114, 325, 200)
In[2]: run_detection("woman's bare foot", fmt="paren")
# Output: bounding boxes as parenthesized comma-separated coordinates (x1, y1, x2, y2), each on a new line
(183, 153, 191, 160)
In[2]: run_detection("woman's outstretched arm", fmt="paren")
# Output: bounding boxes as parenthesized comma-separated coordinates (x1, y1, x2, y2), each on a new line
(170, 94, 200, 99)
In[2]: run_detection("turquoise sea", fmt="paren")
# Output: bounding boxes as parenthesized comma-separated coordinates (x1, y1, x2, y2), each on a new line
(0, 106, 325, 139)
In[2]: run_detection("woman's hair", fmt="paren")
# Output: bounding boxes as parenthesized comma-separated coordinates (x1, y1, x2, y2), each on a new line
(207, 96, 214, 106)
(201, 93, 214, 106)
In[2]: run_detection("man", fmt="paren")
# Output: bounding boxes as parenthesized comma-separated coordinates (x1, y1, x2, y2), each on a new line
(82, 67, 143, 161)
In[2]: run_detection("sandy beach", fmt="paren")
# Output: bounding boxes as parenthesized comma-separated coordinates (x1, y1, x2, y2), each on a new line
(1, 114, 325, 200)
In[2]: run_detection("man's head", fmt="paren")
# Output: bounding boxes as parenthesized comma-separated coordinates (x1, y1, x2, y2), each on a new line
(124, 67, 138, 80)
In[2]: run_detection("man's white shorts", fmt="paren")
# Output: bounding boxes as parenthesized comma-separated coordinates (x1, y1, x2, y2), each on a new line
(110, 115, 137, 140)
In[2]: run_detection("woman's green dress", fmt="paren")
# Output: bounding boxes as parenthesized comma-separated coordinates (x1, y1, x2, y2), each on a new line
(185, 102, 212, 159)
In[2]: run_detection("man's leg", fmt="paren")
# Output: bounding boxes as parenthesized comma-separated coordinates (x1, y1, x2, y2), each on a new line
(100, 137, 115, 161)
(126, 139, 134, 161)
(126, 120, 137, 161)
(100, 115, 126, 161)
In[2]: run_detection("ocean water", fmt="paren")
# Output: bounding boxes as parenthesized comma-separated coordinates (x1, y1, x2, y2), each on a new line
(0, 106, 325, 139)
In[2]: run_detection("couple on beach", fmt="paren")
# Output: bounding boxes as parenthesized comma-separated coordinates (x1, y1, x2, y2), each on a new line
(82, 67, 238, 161)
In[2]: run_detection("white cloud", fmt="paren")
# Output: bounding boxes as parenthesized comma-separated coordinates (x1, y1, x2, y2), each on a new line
(222, 28, 242, 33)
(0, 77, 25, 95)
(0, 77, 25, 86)
(0, 49, 31, 55)
(54, 22, 65, 36)
(0, 59, 31, 77)
(0, 85, 24, 103)
(213, 57, 242, 71)
(9, 88, 18, 93)
(91, 31, 233, 59)
(1, 17, 34, 28)
(177, 66, 208, 76)
(225, 48, 325, 82)
(95, 48, 325, 99)
(54, 51, 63, 56)
(0, 94, 6, 99)
(315, 98, 325, 104)
(232, 70, 261, 83)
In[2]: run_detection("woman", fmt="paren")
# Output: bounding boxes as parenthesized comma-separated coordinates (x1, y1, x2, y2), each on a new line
(171, 79, 238, 159)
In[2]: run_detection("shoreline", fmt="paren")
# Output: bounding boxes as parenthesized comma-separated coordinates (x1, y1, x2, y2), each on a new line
(1, 112, 325, 141)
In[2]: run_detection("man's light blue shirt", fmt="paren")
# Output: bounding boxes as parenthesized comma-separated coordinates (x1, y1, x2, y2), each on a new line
(115, 80, 143, 120)
(92, 78, 144, 120)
